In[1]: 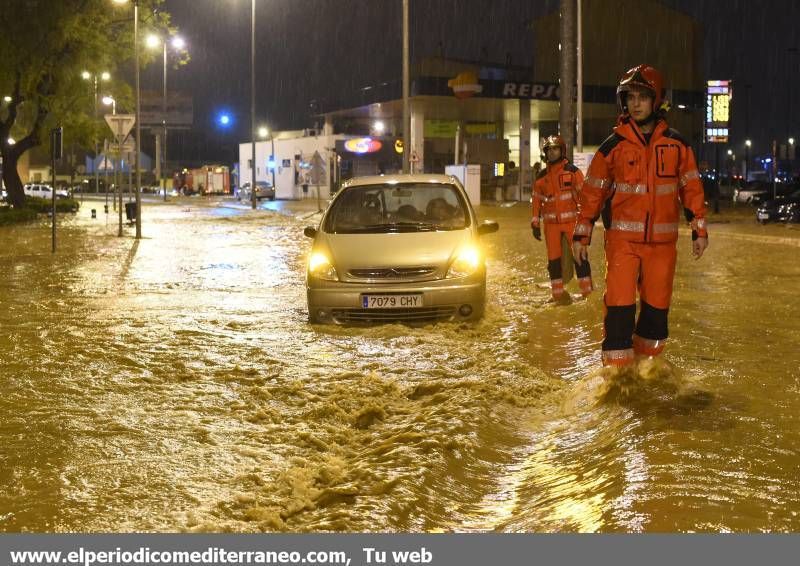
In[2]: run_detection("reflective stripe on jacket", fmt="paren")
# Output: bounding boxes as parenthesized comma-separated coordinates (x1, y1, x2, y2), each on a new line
(574, 119, 707, 244)
(532, 158, 584, 225)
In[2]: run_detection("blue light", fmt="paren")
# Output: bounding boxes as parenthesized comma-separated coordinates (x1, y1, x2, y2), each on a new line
(215, 110, 234, 129)
(765, 158, 773, 164)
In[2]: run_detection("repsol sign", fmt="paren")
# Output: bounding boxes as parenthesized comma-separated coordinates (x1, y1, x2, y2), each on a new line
(500, 82, 560, 100)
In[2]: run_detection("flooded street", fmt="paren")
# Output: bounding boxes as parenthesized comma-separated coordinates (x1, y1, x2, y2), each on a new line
(1, 198, 799, 532)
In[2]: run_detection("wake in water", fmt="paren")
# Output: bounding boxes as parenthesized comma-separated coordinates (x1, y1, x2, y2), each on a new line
(564, 356, 714, 414)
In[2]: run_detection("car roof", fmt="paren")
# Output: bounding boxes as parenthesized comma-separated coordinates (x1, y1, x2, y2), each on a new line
(342, 173, 460, 189)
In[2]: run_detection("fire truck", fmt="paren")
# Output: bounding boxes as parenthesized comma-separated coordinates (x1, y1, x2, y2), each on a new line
(173, 165, 230, 195)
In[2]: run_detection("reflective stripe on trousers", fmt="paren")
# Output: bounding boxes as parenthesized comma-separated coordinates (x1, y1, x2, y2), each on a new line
(602, 348, 634, 366)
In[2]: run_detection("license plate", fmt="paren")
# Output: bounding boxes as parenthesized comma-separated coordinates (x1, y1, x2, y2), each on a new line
(757, 212, 769, 220)
(362, 294, 423, 309)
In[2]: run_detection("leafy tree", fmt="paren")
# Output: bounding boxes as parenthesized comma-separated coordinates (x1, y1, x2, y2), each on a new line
(0, 0, 171, 208)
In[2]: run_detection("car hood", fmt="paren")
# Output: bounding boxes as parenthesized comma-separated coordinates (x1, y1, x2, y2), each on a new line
(320, 229, 473, 273)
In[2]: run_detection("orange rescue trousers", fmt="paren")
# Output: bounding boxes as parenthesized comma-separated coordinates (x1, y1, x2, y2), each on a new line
(544, 221, 593, 299)
(601, 240, 677, 366)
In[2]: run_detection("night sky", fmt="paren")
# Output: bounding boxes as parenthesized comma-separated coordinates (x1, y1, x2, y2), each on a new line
(151, 0, 800, 164)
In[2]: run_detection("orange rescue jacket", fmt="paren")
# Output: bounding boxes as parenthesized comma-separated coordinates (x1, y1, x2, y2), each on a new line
(532, 158, 584, 226)
(574, 118, 708, 244)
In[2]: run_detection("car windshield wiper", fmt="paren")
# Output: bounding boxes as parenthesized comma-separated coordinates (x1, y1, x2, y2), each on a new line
(338, 222, 438, 232)
(384, 222, 439, 231)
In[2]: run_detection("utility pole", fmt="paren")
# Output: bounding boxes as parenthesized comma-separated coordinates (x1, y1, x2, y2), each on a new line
(134, 0, 142, 239)
(163, 40, 168, 201)
(576, 0, 583, 152)
(745, 84, 751, 182)
(402, 0, 410, 174)
(93, 77, 99, 202)
(250, 0, 257, 210)
(559, 0, 576, 161)
(51, 127, 62, 253)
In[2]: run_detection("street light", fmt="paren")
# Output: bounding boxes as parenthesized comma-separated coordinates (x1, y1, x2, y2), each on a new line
(146, 33, 188, 201)
(102, 96, 117, 115)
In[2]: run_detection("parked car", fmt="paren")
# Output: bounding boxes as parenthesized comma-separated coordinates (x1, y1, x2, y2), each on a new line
(733, 182, 770, 204)
(777, 201, 800, 223)
(751, 183, 798, 206)
(303, 173, 499, 324)
(238, 181, 275, 202)
(23, 183, 70, 199)
(755, 189, 800, 223)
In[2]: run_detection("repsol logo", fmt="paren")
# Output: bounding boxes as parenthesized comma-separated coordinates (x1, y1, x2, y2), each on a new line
(502, 82, 560, 100)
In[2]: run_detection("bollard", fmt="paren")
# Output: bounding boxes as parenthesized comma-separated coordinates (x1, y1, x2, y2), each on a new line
(104, 204, 109, 214)
(91, 209, 97, 219)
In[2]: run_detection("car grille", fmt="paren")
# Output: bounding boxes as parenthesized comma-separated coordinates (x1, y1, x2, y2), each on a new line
(331, 306, 456, 323)
(348, 266, 437, 280)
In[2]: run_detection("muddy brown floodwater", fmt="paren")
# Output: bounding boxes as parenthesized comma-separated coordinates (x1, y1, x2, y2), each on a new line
(1, 197, 798, 532)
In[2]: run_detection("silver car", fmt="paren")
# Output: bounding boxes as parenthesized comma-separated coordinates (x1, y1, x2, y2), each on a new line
(238, 181, 275, 201)
(303, 174, 499, 324)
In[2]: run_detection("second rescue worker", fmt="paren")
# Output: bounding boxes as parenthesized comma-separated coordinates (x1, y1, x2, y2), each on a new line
(572, 64, 709, 367)
(531, 135, 593, 301)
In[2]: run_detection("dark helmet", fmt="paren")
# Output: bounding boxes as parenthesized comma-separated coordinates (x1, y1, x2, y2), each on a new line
(617, 64, 669, 116)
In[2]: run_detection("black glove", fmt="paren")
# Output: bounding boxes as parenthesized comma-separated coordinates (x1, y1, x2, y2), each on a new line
(532, 226, 541, 241)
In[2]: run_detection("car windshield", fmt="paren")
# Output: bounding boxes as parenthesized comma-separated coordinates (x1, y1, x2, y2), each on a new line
(324, 182, 469, 233)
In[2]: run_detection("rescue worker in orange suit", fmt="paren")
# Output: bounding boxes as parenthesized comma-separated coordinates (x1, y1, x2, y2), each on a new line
(572, 64, 709, 367)
(531, 135, 593, 300)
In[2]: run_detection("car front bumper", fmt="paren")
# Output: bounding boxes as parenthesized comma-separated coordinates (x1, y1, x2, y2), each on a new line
(307, 274, 486, 324)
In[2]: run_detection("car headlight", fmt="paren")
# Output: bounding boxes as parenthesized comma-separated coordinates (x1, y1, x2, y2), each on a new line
(308, 251, 338, 281)
(446, 245, 481, 278)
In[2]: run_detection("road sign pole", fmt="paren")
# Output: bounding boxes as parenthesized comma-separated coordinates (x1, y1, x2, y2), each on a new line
(117, 124, 123, 237)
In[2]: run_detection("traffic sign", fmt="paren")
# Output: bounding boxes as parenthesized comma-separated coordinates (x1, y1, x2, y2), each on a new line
(105, 114, 136, 142)
(118, 138, 135, 155)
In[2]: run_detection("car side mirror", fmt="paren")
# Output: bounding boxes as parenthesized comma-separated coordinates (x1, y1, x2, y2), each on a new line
(303, 226, 318, 238)
(477, 220, 499, 236)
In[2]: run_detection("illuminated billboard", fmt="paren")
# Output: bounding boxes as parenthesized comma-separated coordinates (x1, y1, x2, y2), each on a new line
(343, 138, 382, 154)
(705, 80, 732, 143)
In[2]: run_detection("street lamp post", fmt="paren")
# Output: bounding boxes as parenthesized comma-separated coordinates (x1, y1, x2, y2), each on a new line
(402, 0, 409, 174)
(259, 126, 276, 189)
(112, 0, 141, 238)
(250, 0, 257, 210)
(745, 138, 752, 184)
(134, 0, 142, 238)
(102, 96, 116, 213)
(103, 96, 123, 234)
(82, 71, 110, 204)
(148, 34, 186, 201)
